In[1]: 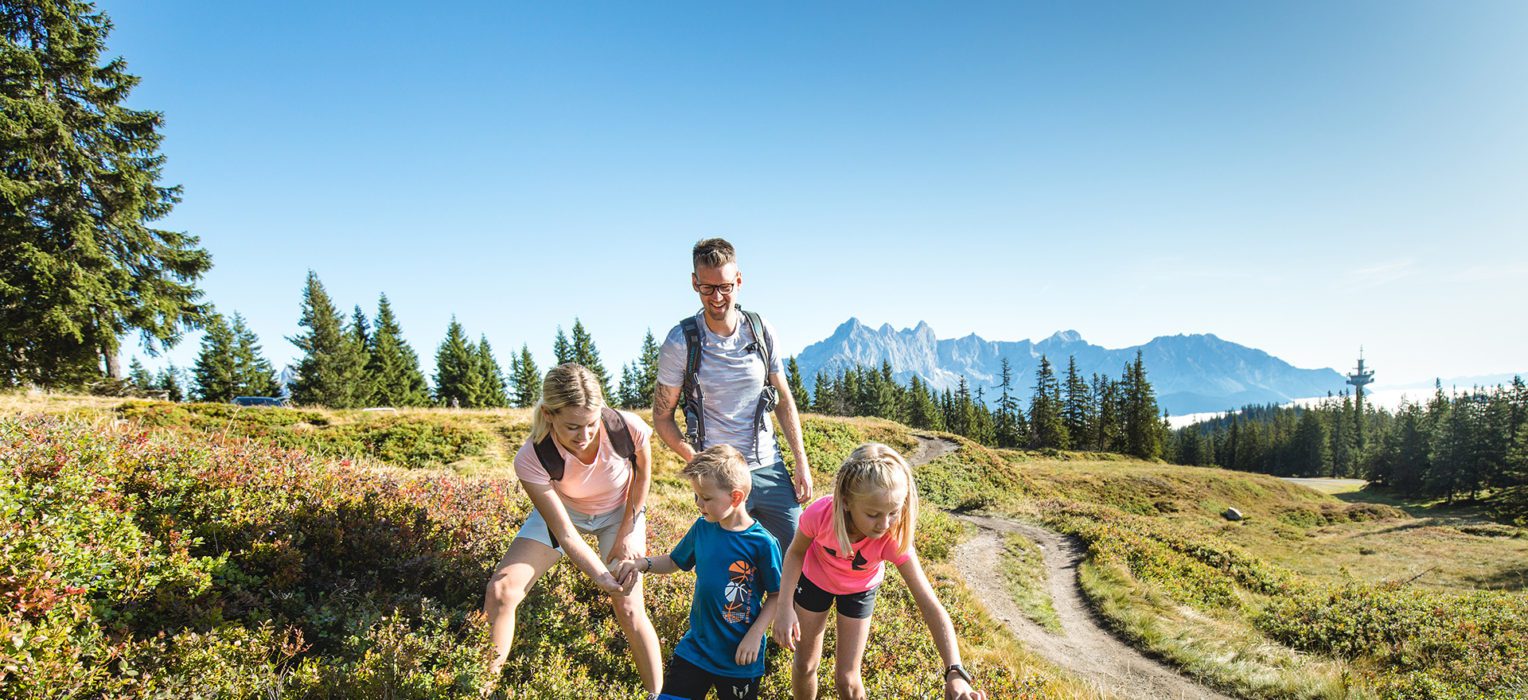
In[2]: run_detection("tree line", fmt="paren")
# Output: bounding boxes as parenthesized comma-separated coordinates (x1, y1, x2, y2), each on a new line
(1170, 378, 1528, 520)
(790, 352, 1170, 460)
(118, 271, 665, 410)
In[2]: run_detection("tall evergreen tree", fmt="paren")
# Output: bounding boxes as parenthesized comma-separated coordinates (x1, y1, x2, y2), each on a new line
(191, 313, 238, 402)
(508, 343, 541, 408)
(1028, 356, 1069, 449)
(812, 373, 835, 414)
(995, 358, 1024, 448)
(0, 1, 212, 386)
(636, 329, 662, 408)
(288, 272, 367, 408)
(1062, 356, 1093, 447)
(347, 306, 375, 406)
(228, 313, 279, 397)
(1121, 351, 1164, 460)
(126, 357, 153, 392)
(553, 327, 572, 365)
(1291, 409, 1331, 476)
(433, 318, 476, 408)
(786, 356, 809, 409)
(365, 294, 429, 407)
(907, 375, 942, 430)
(155, 363, 186, 402)
(569, 319, 612, 400)
(474, 336, 509, 408)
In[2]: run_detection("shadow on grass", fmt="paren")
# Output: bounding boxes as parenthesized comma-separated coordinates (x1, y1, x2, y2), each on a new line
(1334, 486, 1498, 523)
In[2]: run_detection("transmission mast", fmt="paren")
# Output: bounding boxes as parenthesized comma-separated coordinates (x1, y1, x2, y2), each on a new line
(1346, 348, 1375, 450)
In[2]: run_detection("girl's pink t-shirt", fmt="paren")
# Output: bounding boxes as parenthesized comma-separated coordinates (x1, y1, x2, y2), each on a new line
(799, 495, 912, 595)
(513, 410, 651, 515)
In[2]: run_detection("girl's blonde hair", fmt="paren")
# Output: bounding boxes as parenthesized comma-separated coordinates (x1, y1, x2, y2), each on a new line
(529, 363, 606, 443)
(832, 442, 919, 558)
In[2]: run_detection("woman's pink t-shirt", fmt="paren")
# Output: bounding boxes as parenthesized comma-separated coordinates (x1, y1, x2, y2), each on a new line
(513, 410, 651, 515)
(799, 495, 911, 595)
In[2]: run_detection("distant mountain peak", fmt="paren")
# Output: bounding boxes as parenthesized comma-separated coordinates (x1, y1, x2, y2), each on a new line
(795, 320, 1346, 415)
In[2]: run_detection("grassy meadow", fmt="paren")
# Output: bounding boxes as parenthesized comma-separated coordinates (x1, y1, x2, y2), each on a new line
(5, 394, 1525, 698)
(914, 436, 1528, 699)
(0, 395, 1093, 699)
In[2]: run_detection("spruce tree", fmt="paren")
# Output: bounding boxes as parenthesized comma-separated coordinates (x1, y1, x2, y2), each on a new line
(1, 1, 212, 386)
(433, 318, 475, 408)
(508, 343, 541, 408)
(156, 363, 186, 402)
(995, 358, 1023, 447)
(553, 327, 572, 365)
(475, 336, 509, 408)
(228, 313, 278, 396)
(288, 272, 367, 408)
(637, 329, 662, 408)
(786, 356, 809, 409)
(191, 313, 238, 402)
(1028, 356, 1068, 449)
(366, 294, 430, 407)
(812, 373, 833, 414)
(617, 362, 639, 408)
(569, 319, 612, 400)
(348, 306, 375, 406)
(1062, 356, 1093, 447)
(126, 358, 153, 392)
(1121, 351, 1164, 460)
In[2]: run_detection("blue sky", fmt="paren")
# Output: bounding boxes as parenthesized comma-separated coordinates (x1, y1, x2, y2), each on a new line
(101, 1, 1527, 387)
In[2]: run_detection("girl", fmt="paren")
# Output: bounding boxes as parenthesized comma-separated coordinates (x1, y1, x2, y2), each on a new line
(773, 443, 986, 700)
(483, 363, 662, 695)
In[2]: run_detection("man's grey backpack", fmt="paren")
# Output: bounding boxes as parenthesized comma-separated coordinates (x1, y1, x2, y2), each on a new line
(678, 305, 779, 463)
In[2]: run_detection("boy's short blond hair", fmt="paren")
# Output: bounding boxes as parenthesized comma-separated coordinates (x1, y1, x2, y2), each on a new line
(692, 238, 737, 270)
(683, 444, 751, 493)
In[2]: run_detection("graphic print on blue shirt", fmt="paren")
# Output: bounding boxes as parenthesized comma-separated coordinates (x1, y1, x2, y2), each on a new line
(669, 518, 783, 678)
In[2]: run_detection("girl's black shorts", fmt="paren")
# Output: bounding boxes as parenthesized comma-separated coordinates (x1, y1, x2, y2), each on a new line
(794, 573, 879, 619)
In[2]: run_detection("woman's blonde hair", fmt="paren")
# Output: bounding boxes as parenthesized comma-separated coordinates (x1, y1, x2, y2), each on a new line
(832, 442, 918, 558)
(529, 363, 606, 443)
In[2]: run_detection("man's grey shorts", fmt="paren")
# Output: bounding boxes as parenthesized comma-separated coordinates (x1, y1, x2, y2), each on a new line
(747, 460, 802, 550)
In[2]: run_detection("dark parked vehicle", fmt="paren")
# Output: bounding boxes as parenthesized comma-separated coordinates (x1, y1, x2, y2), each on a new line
(231, 396, 290, 408)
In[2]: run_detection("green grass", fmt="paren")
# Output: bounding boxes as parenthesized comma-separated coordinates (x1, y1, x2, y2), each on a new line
(910, 433, 1528, 699)
(13, 394, 1528, 699)
(0, 397, 1098, 699)
(998, 532, 1061, 633)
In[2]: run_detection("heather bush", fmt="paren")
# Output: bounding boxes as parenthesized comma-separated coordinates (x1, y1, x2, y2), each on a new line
(1, 412, 1074, 698)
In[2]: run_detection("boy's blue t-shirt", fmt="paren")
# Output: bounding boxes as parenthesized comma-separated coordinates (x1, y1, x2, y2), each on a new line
(670, 517, 783, 678)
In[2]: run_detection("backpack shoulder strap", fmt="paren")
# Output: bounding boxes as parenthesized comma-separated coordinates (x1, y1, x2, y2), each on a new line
(738, 306, 774, 372)
(533, 433, 566, 481)
(680, 315, 703, 382)
(602, 406, 636, 466)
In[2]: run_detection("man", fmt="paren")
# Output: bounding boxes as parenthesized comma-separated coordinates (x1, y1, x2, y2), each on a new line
(654, 238, 812, 550)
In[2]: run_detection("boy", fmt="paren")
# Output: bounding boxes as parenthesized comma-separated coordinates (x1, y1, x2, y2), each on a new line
(614, 445, 782, 700)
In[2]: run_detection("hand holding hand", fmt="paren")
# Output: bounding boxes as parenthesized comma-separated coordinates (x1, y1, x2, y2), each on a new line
(592, 570, 626, 596)
(610, 559, 640, 591)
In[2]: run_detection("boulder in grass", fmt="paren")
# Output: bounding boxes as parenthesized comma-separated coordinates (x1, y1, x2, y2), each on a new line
(1222, 507, 1244, 521)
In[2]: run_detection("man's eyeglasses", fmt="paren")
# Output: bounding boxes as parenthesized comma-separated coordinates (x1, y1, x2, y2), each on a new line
(696, 283, 736, 296)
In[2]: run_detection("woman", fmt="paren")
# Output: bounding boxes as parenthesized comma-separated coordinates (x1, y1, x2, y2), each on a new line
(483, 363, 662, 695)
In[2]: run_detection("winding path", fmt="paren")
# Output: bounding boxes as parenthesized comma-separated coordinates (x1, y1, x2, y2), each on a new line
(908, 435, 1234, 700)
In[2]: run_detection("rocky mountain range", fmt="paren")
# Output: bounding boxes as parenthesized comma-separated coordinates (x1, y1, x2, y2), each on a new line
(792, 319, 1348, 416)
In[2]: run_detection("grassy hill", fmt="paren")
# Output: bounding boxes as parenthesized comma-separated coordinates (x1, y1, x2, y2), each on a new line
(4, 394, 1525, 698)
(0, 397, 1092, 699)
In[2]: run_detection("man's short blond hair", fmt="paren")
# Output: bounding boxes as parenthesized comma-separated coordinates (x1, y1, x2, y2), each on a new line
(692, 238, 737, 270)
(683, 444, 751, 493)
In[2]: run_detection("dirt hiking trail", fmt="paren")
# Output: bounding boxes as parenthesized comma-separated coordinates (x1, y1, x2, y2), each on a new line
(908, 435, 1234, 700)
